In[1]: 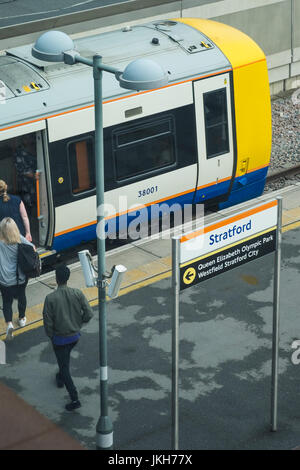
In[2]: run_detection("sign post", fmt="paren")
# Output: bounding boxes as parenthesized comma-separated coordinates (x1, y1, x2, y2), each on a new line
(172, 238, 180, 450)
(271, 196, 282, 431)
(171, 198, 282, 448)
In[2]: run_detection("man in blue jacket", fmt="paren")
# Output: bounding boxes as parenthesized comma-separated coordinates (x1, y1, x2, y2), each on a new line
(43, 263, 93, 411)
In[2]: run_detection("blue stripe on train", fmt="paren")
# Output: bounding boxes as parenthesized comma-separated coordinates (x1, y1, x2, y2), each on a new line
(52, 166, 268, 252)
(219, 166, 268, 209)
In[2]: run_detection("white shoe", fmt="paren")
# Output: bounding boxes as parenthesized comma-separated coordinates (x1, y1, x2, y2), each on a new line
(18, 317, 26, 328)
(6, 323, 14, 341)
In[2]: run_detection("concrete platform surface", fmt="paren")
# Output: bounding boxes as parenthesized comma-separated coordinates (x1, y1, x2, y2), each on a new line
(2, 184, 300, 449)
(2, 183, 300, 340)
(0, 381, 85, 450)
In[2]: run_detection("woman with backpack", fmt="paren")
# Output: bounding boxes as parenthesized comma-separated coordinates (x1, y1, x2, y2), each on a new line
(0, 179, 32, 242)
(0, 217, 35, 341)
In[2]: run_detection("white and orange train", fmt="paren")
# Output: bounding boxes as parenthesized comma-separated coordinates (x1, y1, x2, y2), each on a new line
(0, 18, 271, 258)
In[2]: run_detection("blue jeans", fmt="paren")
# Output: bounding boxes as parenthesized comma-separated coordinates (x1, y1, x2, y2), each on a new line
(52, 341, 78, 402)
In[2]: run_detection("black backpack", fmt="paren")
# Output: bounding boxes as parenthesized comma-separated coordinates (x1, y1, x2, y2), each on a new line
(17, 243, 41, 280)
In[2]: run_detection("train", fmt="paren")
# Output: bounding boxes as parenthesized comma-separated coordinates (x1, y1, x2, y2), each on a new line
(0, 17, 272, 259)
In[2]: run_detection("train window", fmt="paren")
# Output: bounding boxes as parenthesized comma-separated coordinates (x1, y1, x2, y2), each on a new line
(113, 118, 175, 181)
(68, 138, 95, 194)
(203, 88, 229, 159)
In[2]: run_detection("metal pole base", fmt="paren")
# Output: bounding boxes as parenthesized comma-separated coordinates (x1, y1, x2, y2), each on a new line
(96, 416, 113, 450)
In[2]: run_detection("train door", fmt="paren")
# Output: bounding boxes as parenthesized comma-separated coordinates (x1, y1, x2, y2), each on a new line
(36, 130, 53, 248)
(193, 73, 235, 203)
(0, 131, 52, 248)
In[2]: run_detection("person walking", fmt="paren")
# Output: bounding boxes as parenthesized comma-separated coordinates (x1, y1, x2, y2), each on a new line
(42, 264, 93, 411)
(0, 217, 34, 340)
(0, 180, 32, 242)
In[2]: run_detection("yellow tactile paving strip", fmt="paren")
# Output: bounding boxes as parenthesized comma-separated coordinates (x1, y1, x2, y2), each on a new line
(1, 208, 300, 340)
(282, 207, 300, 228)
(0, 253, 171, 339)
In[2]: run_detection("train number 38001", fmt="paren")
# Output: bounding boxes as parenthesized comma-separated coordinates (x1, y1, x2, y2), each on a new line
(138, 186, 159, 198)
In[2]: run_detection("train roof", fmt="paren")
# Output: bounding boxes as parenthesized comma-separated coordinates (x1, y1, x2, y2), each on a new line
(0, 19, 231, 130)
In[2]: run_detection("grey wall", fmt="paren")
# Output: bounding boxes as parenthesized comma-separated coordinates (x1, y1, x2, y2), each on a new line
(0, 0, 298, 93)
(209, 3, 291, 56)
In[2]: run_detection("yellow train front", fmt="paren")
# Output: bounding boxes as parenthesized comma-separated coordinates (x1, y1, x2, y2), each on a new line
(0, 18, 272, 254)
(177, 18, 272, 209)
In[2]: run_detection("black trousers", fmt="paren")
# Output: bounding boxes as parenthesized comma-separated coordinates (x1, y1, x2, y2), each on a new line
(0, 282, 27, 323)
(52, 341, 78, 402)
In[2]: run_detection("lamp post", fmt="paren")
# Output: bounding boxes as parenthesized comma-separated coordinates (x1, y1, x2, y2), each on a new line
(32, 30, 168, 450)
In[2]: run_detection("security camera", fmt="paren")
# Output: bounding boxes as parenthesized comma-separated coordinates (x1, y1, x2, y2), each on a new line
(78, 249, 97, 287)
(107, 265, 127, 299)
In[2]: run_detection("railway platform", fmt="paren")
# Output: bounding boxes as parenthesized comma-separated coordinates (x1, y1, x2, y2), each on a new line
(0, 381, 85, 450)
(2, 183, 300, 450)
(1, 182, 300, 341)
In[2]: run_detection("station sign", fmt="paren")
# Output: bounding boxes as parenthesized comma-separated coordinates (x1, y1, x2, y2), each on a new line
(179, 199, 278, 291)
(171, 198, 282, 446)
